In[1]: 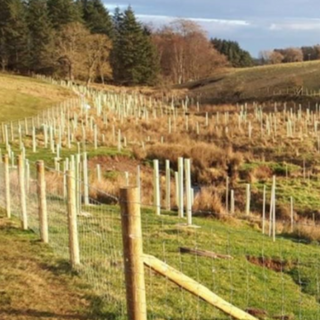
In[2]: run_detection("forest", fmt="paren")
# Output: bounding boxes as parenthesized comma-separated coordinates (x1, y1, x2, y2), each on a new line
(0, 0, 254, 85)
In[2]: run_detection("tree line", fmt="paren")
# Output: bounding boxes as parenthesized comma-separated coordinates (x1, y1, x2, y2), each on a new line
(259, 45, 320, 65)
(0, 0, 253, 86)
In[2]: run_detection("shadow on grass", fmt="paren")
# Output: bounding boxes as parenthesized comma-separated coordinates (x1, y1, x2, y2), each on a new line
(278, 232, 314, 245)
(0, 309, 89, 319)
(39, 259, 122, 320)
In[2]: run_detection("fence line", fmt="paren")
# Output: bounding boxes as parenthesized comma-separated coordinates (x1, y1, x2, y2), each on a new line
(1, 156, 320, 319)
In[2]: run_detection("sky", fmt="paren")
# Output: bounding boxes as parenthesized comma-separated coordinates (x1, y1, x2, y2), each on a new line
(103, 0, 320, 57)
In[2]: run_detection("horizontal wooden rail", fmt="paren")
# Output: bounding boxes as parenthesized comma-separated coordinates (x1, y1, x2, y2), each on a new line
(143, 254, 258, 320)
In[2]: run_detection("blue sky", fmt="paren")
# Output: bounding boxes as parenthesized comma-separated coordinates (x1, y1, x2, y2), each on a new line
(103, 0, 320, 57)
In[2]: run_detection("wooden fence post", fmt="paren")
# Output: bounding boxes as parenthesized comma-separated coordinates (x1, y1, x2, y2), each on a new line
(37, 161, 48, 243)
(120, 187, 147, 320)
(18, 155, 28, 230)
(4, 155, 11, 218)
(67, 170, 80, 267)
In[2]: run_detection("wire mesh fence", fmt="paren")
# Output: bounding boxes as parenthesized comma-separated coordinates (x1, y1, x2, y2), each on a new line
(1, 159, 320, 319)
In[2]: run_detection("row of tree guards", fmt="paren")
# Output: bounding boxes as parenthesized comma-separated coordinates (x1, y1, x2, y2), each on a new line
(153, 157, 283, 241)
(4, 78, 320, 156)
(0, 78, 305, 243)
(1, 142, 288, 245)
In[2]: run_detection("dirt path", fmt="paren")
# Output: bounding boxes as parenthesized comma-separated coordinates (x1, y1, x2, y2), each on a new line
(0, 217, 98, 320)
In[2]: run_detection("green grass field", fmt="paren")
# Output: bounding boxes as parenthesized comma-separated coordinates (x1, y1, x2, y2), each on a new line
(0, 73, 75, 122)
(0, 214, 113, 320)
(13, 191, 320, 320)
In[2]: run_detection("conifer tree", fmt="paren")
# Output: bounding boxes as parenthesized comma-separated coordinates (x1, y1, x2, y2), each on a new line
(27, 0, 54, 73)
(47, 0, 82, 29)
(79, 0, 113, 37)
(0, 0, 29, 71)
(0, 0, 11, 71)
(211, 38, 253, 67)
(112, 6, 158, 85)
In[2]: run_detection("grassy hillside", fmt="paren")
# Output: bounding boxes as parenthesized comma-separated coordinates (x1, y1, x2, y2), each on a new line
(0, 73, 74, 122)
(0, 215, 109, 320)
(182, 60, 320, 104)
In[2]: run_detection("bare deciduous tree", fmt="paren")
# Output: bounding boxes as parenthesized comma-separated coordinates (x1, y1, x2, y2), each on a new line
(153, 19, 227, 84)
(269, 51, 284, 64)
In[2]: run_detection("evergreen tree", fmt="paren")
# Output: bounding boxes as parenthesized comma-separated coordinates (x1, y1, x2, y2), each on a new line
(211, 38, 253, 68)
(0, 0, 29, 71)
(47, 0, 82, 29)
(112, 6, 158, 85)
(79, 0, 113, 37)
(0, 0, 11, 71)
(27, 0, 54, 73)
(112, 6, 123, 33)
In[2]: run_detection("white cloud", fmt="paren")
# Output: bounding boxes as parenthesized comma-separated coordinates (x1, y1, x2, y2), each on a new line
(136, 14, 250, 26)
(269, 19, 320, 31)
(136, 14, 251, 33)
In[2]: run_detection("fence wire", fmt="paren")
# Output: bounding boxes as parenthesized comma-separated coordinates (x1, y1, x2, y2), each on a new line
(1, 161, 320, 320)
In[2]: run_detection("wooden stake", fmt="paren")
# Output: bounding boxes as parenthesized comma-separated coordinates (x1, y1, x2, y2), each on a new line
(37, 161, 48, 243)
(120, 187, 147, 320)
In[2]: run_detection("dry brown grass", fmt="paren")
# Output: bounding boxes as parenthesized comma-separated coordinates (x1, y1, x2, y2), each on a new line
(192, 185, 225, 215)
(288, 223, 320, 242)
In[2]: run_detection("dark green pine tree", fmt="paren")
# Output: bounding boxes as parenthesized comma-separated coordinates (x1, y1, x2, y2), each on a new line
(112, 6, 123, 36)
(0, 0, 11, 71)
(79, 0, 113, 37)
(27, 0, 54, 73)
(112, 6, 159, 85)
(0, 0, 29, 72)
(47, 0, 82, 29)
(211, 38, 253, 68)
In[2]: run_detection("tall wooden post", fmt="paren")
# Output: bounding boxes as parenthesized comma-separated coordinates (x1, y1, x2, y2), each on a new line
(37, 161, 48, 243)
(67, 170, 80, 267)
(4, 155, 11, 218)
(120, 187, 147, 320)
(18, 155, 28, 230)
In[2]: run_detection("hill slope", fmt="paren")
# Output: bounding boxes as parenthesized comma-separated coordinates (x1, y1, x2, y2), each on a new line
(0, 74, 74, 122)
(0, 215, 108, 320)
(182, 60, 320, 104)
